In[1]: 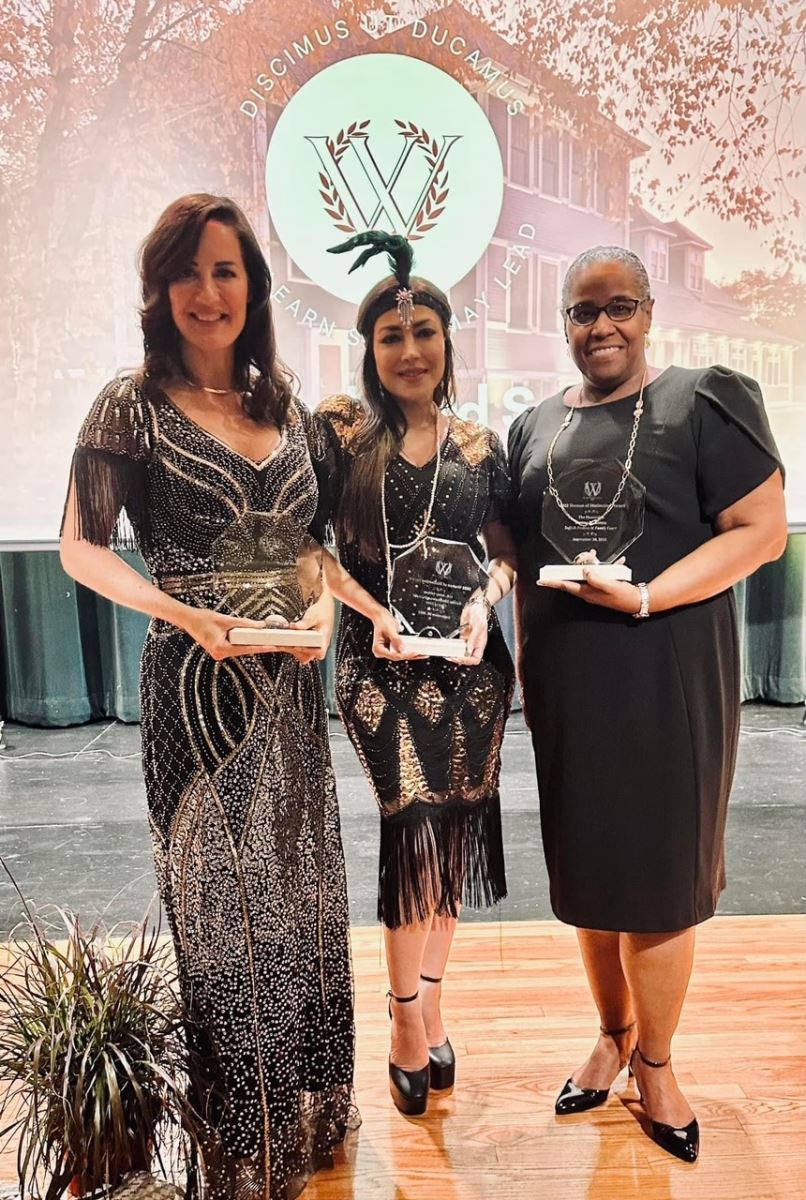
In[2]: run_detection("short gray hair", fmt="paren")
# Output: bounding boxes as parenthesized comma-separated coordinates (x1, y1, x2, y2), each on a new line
(561, 246, 652, 309)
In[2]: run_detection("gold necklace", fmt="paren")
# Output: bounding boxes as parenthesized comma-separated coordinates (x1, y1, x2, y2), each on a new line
(180, 376, 243, 396)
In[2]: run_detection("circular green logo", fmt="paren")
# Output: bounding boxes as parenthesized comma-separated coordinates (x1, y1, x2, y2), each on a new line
(266, 54, 504, 302)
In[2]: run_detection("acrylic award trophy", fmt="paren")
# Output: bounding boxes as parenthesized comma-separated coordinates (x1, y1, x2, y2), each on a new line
(213, 512, 324, 649)
(539, 459, 645, 583)
(389, 536, 489, 659)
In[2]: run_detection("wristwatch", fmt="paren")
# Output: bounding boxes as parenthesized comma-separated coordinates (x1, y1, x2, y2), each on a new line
(633, 582, 651, 619)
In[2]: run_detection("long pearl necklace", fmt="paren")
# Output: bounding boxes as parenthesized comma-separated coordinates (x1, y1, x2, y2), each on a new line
(381, 405, 443, 608)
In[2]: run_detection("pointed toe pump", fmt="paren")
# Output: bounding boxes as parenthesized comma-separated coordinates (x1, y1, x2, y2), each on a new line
(631, 1047, 700, 1163)
(420, 973, 456, 1090)
(387, 990, 429, 1117)
(555, 1021, 636, 1116)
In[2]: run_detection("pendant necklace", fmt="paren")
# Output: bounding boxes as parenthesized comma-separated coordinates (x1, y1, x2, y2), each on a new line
(545, 372, 647, 529)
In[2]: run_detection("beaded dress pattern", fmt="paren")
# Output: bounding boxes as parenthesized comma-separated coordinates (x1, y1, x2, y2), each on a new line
(69, 375, 357, 1200)
(316, 395, 515, 928)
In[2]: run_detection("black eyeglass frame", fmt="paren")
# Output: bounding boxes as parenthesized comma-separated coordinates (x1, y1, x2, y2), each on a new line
(563, 297, 650, 327)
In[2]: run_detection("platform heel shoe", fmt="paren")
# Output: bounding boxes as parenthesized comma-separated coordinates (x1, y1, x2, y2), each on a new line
(420, 974, 456, 1090)
(630, 1046, 700, 1163)
(555, 1021, 636, 1115)
(387, 990, 429, 1117)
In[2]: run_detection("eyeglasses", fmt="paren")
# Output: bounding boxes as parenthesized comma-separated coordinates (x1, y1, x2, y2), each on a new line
(564, 298, 646, 326)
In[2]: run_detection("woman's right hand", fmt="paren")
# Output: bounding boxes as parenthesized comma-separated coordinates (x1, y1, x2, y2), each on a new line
(370, 607, 411, 659)
(179, 608, 277, 660)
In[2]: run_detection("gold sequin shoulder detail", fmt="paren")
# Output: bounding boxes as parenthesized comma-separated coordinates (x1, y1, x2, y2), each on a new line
(449, 418, 494, 468)
(318, 394, 366, 454)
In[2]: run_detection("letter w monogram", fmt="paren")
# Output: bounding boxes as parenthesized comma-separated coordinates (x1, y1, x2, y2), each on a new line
(306, 129, 461, 234)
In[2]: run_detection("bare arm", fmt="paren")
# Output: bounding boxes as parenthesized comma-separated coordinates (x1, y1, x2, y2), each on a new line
(459, 518, 519, 664)
(321, 547, 406, 657)
(480, 518, 518, 604)
(540, 469, 788, 614)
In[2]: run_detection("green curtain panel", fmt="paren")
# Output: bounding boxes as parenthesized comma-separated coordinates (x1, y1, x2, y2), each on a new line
(1, 539, 803, 726)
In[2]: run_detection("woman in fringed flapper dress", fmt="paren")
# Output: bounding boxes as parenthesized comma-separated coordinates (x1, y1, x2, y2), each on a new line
(316, 232, 517, 1117)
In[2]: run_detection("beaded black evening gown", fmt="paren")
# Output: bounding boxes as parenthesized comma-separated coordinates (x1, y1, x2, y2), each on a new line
(315, 395, 515, 928)
(67, 374, 357, 1200)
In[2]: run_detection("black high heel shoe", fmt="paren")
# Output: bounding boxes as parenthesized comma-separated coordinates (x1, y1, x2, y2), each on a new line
(631, 1046, 699, 1163)
(555, 1021, 636, 1115)
(387, 990, 429, 1117)
(420, 973, 456, 1090)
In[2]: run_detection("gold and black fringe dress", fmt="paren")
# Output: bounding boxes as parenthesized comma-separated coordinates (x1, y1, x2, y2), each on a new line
(65, 374, 357, 1200)
(315, 395, 515, 929)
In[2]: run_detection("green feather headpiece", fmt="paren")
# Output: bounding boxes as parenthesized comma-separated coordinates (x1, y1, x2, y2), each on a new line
(328, 229, 451, 334)
(327, 230, 414, 289)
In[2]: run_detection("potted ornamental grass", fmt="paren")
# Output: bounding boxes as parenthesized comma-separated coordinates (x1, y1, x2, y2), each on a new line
(0, 876, 192, 1200)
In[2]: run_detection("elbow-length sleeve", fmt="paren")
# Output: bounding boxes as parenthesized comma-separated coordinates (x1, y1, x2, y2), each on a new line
(694, 366, 784, 521)
(61, 375, 153, 551)
(292, 397, 339, 546)
(485, 429, 514, 527)
(311, 395, 360, 544)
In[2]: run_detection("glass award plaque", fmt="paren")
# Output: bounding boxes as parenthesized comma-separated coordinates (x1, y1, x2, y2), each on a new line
(213, 512, 324, 649)
(389, 536, 489, 659)
(540, 459, 645, 583)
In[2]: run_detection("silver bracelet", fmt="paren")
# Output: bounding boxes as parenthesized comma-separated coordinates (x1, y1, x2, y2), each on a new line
(633, 582, 650, 619)
(469, 592, 494, 616)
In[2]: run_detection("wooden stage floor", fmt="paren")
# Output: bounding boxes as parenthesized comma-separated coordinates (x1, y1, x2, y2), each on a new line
(2, 915, 804, 1200)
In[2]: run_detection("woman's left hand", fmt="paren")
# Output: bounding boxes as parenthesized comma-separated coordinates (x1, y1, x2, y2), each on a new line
(286, 595, 335, 664)
(539, 568, 641, 614)
(459, 599, 489, 665)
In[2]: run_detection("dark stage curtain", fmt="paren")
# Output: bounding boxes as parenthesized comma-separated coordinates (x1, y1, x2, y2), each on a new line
(1, 539, 804, 726)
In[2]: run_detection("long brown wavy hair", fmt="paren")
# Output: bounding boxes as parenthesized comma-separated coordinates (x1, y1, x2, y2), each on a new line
(337, 275, 456, 560)
(139, 194, 295, 426)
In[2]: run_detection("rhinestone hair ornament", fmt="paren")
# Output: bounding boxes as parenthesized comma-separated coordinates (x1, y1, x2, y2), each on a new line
(327, 230, 451, 334)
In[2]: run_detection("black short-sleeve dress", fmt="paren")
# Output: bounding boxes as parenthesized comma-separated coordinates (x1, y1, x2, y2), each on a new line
(315, 395, 515, 929)
(65, 375, 357, 1200)
(508, 366, 782, 933)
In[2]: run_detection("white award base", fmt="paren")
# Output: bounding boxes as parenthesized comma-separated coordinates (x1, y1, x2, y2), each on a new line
(227, 628, 324, 649)
(539, 563, 632, 583)
(399, 634, 471, 660)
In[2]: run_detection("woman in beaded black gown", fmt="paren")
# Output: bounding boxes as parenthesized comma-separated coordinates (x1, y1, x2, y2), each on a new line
(60, 195, 366, 1200)
(316, 234, 516, 1117)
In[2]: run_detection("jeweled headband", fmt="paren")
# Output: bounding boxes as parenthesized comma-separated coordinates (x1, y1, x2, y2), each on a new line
(327, 230, 452, 337)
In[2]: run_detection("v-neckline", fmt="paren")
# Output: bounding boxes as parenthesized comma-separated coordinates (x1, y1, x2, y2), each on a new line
(158, 388, 286, 470)
(397, 417, 452, 470)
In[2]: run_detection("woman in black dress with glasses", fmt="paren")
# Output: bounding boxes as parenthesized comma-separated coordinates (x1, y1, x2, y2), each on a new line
(508, 245, 786, 1163)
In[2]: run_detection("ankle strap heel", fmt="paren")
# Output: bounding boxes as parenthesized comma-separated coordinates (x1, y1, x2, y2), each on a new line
(635, 1045, 671, 1069)
(599, 1020, 636, 1038)
(387, 989, 418, 1019)
(418, 976, 454, 1089)
(386, 990, 429, 1116)
(630, 1046, 699, 1163)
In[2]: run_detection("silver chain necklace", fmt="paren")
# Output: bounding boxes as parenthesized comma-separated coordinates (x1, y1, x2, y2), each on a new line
(546, 372, 646, 529)
(381, 407, 443, 609)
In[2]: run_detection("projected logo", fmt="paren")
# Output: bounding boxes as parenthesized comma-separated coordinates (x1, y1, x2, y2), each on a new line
(266, 54, 504, 303)
(310, 119, 458, 242)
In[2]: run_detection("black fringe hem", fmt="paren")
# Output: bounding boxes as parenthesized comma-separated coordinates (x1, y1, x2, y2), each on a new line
(378, 794, 507, 929)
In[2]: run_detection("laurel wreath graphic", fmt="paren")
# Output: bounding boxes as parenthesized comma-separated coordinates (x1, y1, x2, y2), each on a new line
(318, 121, 369, 233)
(394, 120, 450, 241)
(317, 119, 450, 240)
